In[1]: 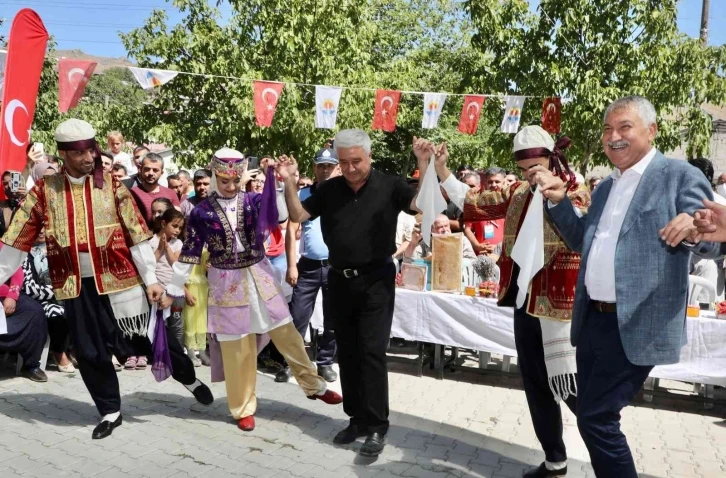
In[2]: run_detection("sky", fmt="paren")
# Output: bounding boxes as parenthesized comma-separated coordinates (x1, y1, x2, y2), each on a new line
(0, 0, 724, 58)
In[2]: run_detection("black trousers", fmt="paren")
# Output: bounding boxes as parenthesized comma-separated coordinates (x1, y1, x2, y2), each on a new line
(64, 278, 198, 417)
(288, 257, 336, 366)
(329, 262, 395, 434)
(0, 295, 47, 369)
(48, 317, 71, 355)
(514, 307, 576, 464)
(576, 306, 652, 478)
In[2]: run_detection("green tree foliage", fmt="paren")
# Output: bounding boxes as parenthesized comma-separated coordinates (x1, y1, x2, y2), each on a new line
(466, 0, 726, 172)
(120, 0, 493, 174)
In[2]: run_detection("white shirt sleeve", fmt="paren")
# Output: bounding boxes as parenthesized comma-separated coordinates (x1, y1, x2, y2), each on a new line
(0, 245, 27, 335)
(130, 241, 158, 286)
(0, 245, 27, 285)
(167, 261, 194, 298)
(440, 174, 469, 212)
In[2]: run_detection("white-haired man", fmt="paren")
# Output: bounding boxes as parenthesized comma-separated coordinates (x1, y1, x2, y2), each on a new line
(277, 129, 426, 457)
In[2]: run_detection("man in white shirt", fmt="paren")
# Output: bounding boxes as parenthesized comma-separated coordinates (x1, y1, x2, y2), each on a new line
(537, 96, 718, 477)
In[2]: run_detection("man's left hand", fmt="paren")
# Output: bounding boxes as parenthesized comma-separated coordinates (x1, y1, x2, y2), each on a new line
(146, 284, 165, 303)
(659, 213, 699, 247)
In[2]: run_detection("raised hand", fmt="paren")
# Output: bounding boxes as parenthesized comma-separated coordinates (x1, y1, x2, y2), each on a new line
(433, 142, 449, 169)
(260, 156, 276, 171)
(530, 165, 567, 204)
(275, 155, 298, 180)
(413, 136, 435, 163)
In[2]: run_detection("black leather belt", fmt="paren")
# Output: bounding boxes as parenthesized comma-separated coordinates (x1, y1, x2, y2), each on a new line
(332, 258, 393, 279)
(299, 256, 330, 267)
(591, 300, 617, 314)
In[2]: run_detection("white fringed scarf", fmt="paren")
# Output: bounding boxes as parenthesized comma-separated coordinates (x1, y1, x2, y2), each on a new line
(510, 187, 577, 403)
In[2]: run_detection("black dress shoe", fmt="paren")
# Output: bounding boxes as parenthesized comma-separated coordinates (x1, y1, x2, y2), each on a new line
(359, 432, 386, 457)
(275, 366, 292, 383)
(192, 382, 214, 405)
(523, 462, 567, 477)
(333, 424, 368, 445)
(22, 367, 48, 383)
(317, 365, 338, 382)
(92, 415, 122, 439)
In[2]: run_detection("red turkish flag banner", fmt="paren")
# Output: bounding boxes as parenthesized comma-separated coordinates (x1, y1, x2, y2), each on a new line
(58, 59, 96, 113)
(371, 89, 401, 132)
(0, 9, 48, 193)
(458, 95, 486, 135)
(541, 97, 562, 134)
(253, 81, 285, 127)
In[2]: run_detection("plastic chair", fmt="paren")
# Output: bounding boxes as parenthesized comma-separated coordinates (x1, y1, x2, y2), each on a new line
(688, 275, 717, 306)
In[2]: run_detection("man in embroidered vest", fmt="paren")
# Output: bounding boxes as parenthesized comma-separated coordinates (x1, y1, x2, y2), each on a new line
(0, 119, 213, 440)
(425, 126, 590, 478)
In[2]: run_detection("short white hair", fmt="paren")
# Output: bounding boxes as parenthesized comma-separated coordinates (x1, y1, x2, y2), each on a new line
(334, 129, 371, 155)
(603, 96, 657, 127)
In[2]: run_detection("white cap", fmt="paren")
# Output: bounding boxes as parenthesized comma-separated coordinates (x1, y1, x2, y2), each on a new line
(54, 119, 96, 143)
(213, 147, 244, 159)
(512, 125, 554, 158)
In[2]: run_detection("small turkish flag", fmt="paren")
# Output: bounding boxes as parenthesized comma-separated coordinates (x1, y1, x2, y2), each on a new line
(253, 81, 284, 127)
(371, 89, 401, 132)
(541, 97, 562, 134)
(58, 59, 96, 113)
(458, 95, 485, 135)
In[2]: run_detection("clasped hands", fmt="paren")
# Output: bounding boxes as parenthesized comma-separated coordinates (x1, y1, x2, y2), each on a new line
(146, 284, 173, 309)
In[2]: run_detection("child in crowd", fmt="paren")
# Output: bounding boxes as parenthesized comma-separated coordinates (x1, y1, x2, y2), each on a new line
(123, 198, 175, 370)
(107, 131, 135, 176)
(151, 197, 175, 222)
(149, 209, 186, 347)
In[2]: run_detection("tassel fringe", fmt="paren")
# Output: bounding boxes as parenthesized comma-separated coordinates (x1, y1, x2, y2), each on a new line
(548, 373, 578, 403)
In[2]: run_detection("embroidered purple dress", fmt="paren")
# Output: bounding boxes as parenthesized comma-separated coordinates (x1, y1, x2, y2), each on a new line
(175, 191, 291, 340)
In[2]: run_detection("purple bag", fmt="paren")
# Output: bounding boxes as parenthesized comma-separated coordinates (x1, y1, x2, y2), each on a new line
(151, 310, 173, 382)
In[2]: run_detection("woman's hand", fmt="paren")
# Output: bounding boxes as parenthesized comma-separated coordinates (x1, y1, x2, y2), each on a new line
(3, 298, 17, 316)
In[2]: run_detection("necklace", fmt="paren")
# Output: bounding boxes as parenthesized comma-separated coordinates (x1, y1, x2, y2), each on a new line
(217, 195, 237, 213)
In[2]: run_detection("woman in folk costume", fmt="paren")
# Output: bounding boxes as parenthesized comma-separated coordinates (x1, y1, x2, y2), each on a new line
(436, 126, 590, 478)
(165, 148, 342, 432)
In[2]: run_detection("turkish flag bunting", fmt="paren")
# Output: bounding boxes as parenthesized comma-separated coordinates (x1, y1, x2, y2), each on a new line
(253, 80, 284, 127)
(58, 59, 96, 113)
(458, 95, 485, 135)
(541, 97, 562, 134)
(371, 89, 401, 132)
(0, 9, 48, 197)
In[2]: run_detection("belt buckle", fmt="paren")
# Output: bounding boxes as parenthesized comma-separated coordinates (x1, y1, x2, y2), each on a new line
(342, 268, 358, 279)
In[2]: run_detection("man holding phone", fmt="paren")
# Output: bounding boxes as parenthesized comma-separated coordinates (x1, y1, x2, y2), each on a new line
(428, 127, 591, 477)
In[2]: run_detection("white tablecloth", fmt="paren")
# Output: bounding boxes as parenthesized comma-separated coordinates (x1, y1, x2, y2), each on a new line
(311, 289, 726, 386)
(651, 311, 726, 386)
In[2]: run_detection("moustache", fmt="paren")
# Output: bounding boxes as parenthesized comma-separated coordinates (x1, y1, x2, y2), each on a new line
(607, 140, 630, 149)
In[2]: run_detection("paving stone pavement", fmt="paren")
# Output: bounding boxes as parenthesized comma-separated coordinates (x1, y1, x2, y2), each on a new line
(1, 358, 725, 478)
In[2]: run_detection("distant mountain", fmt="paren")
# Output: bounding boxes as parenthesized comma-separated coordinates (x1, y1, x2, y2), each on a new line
(55, 49, 135, 73)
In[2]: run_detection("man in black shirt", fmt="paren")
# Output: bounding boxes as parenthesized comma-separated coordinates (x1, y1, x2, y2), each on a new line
(277, 129, 426, 457)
